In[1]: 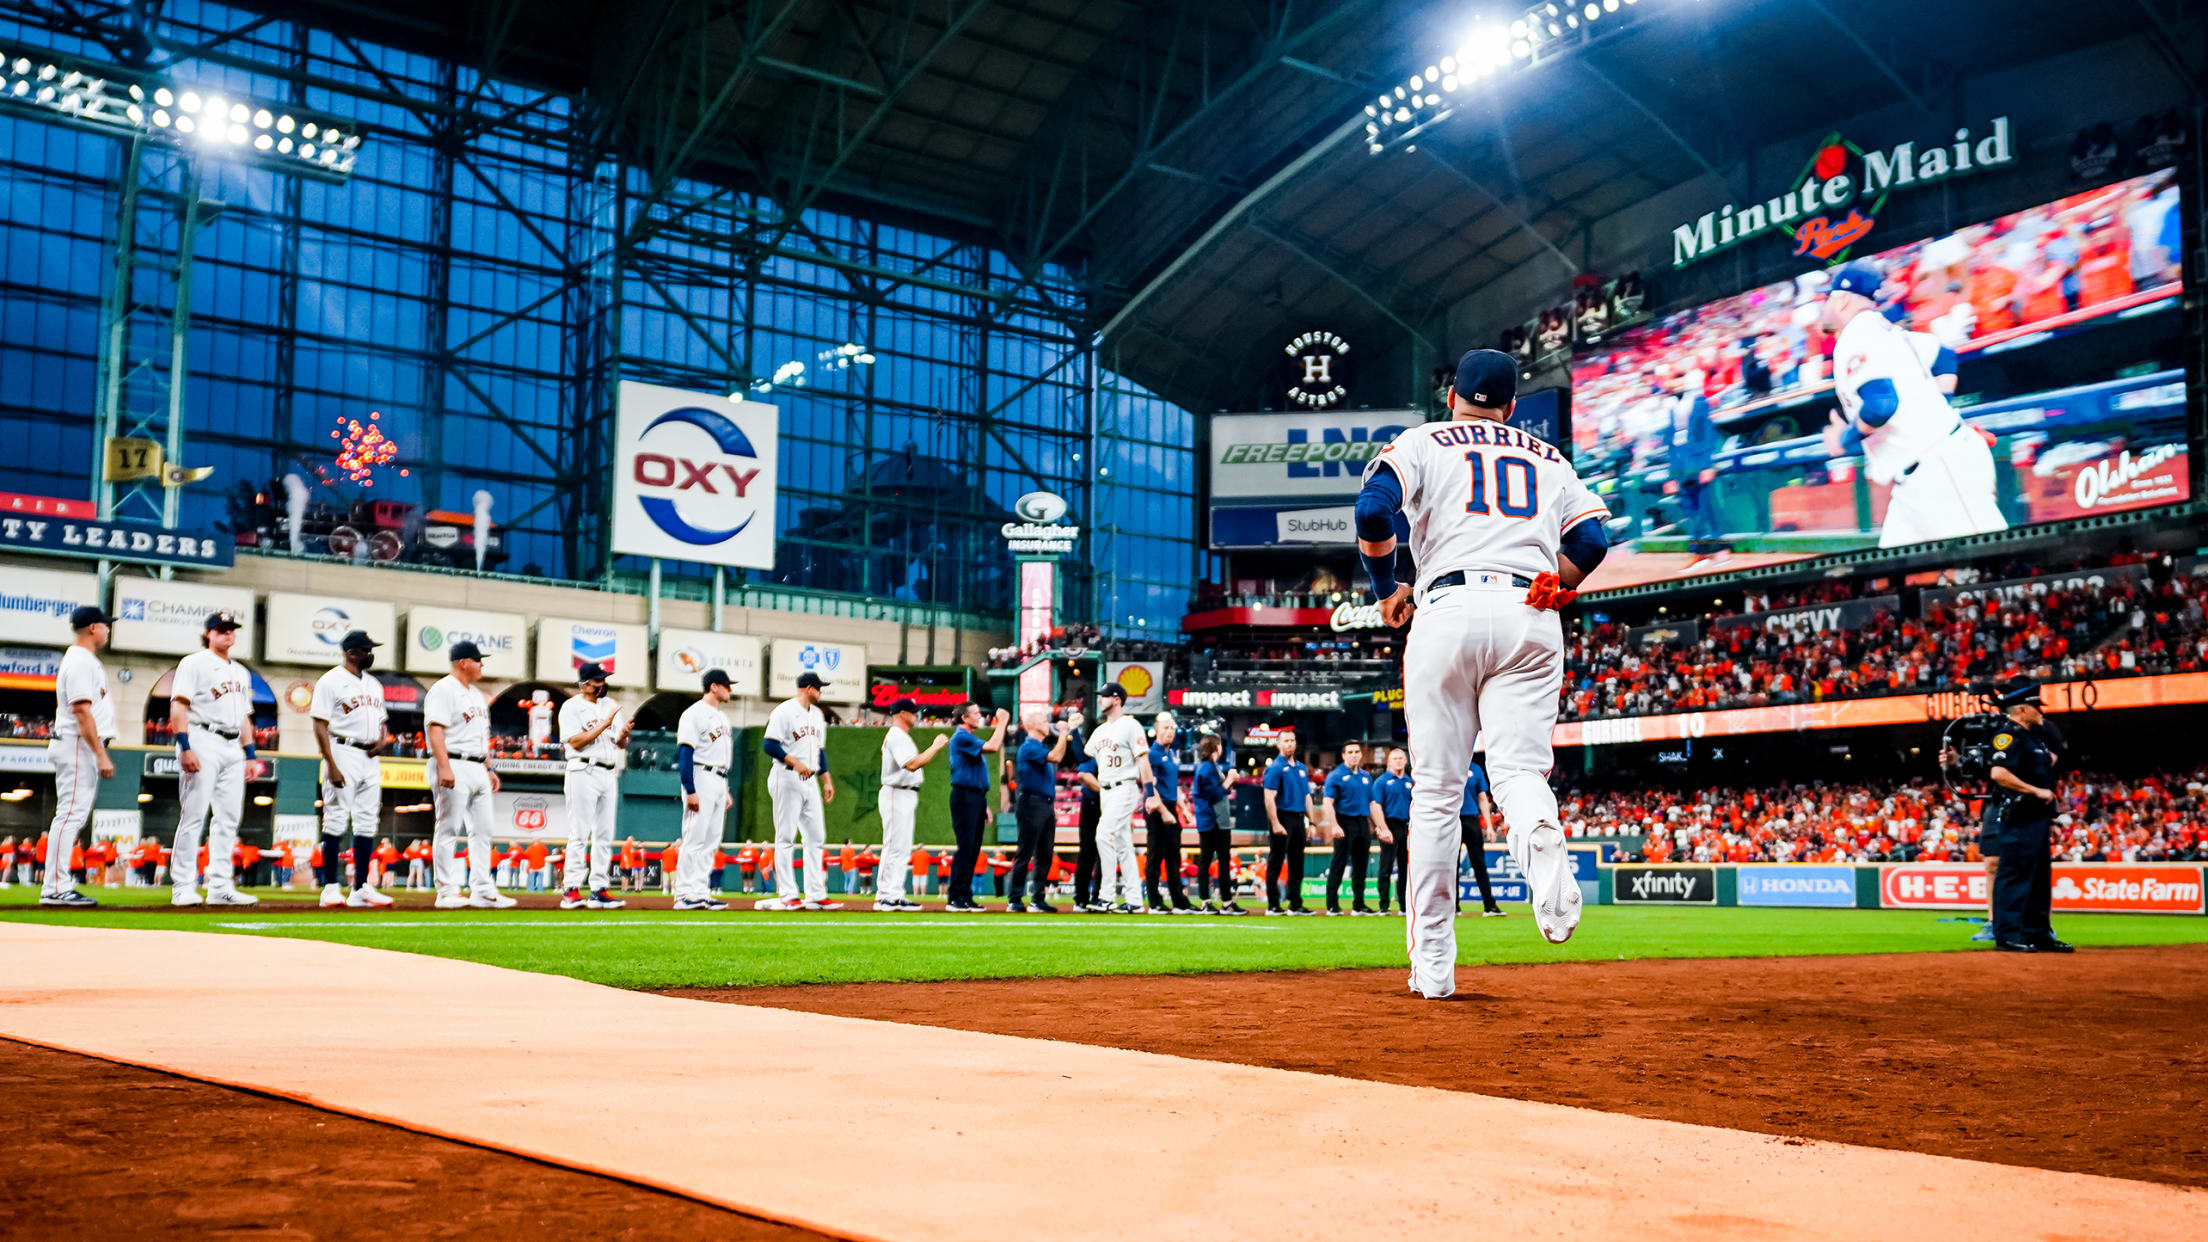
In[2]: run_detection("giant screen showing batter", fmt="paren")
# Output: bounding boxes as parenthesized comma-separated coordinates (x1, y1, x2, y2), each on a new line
(1570, 168, 2187, 590)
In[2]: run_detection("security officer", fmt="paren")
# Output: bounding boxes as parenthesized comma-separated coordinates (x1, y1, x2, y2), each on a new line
(1984, 678, 2070, 953)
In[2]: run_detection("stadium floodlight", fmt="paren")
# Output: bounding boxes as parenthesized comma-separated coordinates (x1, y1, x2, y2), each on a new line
(0, 46, 362, 182)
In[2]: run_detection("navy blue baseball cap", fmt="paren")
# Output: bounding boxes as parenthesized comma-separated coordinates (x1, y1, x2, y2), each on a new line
(1828, 265, 1883, 299)
(575, 662, 609, 684)
(449, 640, 484, 662)
(1453, 348, 1518, 409)
(700, 668, 732, 690)
(795, 672, 827, 690)
(339, 630, 380, 653)
(70, 604, 112, 630)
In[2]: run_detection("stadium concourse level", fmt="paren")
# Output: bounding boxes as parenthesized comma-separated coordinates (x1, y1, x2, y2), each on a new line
(1569, 766, 2208, 865)
(1561, 552, 2207, 721)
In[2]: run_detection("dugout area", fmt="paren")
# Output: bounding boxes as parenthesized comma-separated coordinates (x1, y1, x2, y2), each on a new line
(2, 907, 2205, 1239)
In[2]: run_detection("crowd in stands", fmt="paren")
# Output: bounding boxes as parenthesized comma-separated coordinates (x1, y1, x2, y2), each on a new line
(1570, 764, 2208, 864)
(987, 623, 1102, 669)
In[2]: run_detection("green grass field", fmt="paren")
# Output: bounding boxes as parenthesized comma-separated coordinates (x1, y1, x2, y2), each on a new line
(5, 886, 2206, 989)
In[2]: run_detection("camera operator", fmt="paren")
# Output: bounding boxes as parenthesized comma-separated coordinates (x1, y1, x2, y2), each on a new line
(1958, 678, 2072, 954)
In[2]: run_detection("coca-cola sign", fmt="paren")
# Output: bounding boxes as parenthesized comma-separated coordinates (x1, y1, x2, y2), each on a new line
(1329, 600, 1384, 631)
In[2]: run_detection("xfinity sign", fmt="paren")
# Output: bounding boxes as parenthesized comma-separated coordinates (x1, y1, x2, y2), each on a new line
(611, 381, 779, 569)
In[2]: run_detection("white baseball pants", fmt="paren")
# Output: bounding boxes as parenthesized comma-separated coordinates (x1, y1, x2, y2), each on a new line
(877, 785, 918, 900)
(1880, 426, 2007, 548)
(173, 730, 245, 897)
(561, 766, 619, 892)
(1095, 782, 1144, 907)
(43, 738, 100, 897)
(674, 770, 729, 903)
(321, 742, 382, 854)
(432, 759, 498, 899)
(768, 767, 827, 901)
(1402, 583, 1566, 997)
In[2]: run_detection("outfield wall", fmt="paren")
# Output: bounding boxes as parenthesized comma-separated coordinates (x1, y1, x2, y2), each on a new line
(1599, 861, 2207, 915)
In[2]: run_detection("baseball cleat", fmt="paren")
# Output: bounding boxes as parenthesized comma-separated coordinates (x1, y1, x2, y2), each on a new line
(1199, 901, 1220, 915)
(39, 890, 97, 908)
(1969, 926, 1996, 942)
(433, 894, 471, 909)
(1112, 903, 1141, 915)
(558, 887, 587, 910)
(207, 889, 258, 907)
(1325, 908, 1346, 917)
(170, 891, 204, 907)
(1006, 901, 1027, 913)
(1352, 906, 1377, 916)
(585, 889, 626, 909)
(672, 898, 711, 910)
(1288, 907, 1315, 916)
(1222, 902, 1249, 915)
(1265, 907, 1285, 916)
(1482, 908, 1508, 917)
(346, 886, 394, 908)
(1513, 821, 1580, 944)
(803, 898, 844, 911)
(1027, 901, 1057, 913)
(319, 883, 346, 908)
(468, 893, 518, 909)
(753, 897, 801, 911)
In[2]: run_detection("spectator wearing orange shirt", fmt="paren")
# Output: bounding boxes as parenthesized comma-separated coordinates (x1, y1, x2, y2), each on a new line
(736, 844, 759, 894)
(855, 847, 878, 895)
(404, 839, 431, 890)
(525, 840, 550, 893)
(235, 841, 261, 888)
(659, 840, 678, 893)
(0, 835, 11, 889)
(619, 837, 642, 891)
(839, 841, 858, 896)
(908, 845, 931, 899)
(375, 838, 400, 889)
(711, 847, 728, 897)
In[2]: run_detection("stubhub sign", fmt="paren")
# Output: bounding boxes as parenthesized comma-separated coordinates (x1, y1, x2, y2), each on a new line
(1737, 864, 1856, 907)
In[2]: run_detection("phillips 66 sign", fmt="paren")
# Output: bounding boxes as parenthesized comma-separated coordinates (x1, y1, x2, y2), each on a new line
(610, 381, 780, 569)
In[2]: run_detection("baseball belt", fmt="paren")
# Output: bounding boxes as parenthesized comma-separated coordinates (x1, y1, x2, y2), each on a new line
(1427, 569, 1535, 591)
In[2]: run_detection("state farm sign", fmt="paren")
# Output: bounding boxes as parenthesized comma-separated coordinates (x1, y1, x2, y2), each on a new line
(1882, 863, 2205, 914)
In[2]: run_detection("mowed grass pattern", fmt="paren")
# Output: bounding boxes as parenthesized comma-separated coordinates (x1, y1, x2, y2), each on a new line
(5, 887, 2207, 988)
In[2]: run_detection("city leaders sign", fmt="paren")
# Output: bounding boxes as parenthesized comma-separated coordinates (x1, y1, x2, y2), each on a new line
(609, 381, 779, 570)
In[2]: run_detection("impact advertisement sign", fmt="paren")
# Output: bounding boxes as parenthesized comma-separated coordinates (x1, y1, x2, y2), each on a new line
(534, 617, 648, 688)
(1738, 864, 1856, 907)
(609, 381, 779, 570)
(656, 629, 764, 697)
(263, 593, 397, 667)
(404, 605, 527, 680)
(111, 578, 257, 657)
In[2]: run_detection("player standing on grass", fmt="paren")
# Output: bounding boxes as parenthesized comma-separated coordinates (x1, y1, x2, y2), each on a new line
(876, 697, 948, 911)
(758, 672, 839, 911)
(168, 612, 259, 908)
(311, 629, 392, 908)
(557, 663, 629, 911)
(1083, 684, 1152, 914)
(40, 606, 116, 908)
(1819, 264, 2007, 548)
(1356, 349, 1611, 998)
(426, 641, 512, 910)
(672, 669, 736, 911)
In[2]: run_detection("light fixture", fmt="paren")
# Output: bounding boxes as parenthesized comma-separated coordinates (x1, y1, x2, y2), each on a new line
(253, 795, 273, 806)
(137, 792, 152, 803)
(1586, 3, 1601, 19)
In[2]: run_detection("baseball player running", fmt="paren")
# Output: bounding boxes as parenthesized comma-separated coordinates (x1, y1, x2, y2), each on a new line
(425, 640, 514, 909)
(876, 697, 949, 910)
(1357, 348, 1611, 997)
(557, 662, 629, 910)
(168, 611, 259, 907)
(673, 669, 737, 910)
(757, 671, 840, 910)
(1820, 264, 2006, 548)
(310, 629, 392, 908)
(40, 605, 116, 908)
(1083, 683, 1152, 913)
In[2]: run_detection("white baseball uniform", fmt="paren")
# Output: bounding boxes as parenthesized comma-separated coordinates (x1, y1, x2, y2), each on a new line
(1085, 712, 1147, 907)
(44, 645, 114, 898)
(1833, 310, 2006, 547)
(764, 695, 828, 901)
(311, 665, 386, 850)
(170, 649, 252, 897)
(675, 698, 733, 903)
(877, 725, 923, 901)
(1366, 416, 1608, 994)
(425, 673, 499, 900)
(559, 693, 624, 892)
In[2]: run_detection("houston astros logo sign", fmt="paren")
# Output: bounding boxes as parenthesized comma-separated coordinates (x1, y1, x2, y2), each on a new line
(632, 406, 762, 545)
(611, 381, 780, 569)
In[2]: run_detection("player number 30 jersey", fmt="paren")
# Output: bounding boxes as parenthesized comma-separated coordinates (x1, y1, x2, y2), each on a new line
(1364, 419, 1609, 592)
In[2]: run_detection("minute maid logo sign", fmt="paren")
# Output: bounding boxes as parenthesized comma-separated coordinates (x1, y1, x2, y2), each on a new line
(611, 381, 780, 569)
(1673, 117, 2014, 268)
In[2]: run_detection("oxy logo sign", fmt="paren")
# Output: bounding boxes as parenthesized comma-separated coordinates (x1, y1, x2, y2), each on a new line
(611, 382, 779, 570)
(312, 607, 351, 647)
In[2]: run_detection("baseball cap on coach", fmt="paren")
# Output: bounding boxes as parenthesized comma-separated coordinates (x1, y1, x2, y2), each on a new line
(886, 697, 918, 715)
(1098, 682, 1128, 702)
(204, 611, 241, 632)
(576, 662, 609, 684)
(449, 640, 485, 662)
(700, 669, 732, 691)
(1827, 264, 1883, 300)
(339, 630, 380, 653)
(1452, 348, 1518, 410)
(70, 604, 113, 630)
(795, 672, 827, 690)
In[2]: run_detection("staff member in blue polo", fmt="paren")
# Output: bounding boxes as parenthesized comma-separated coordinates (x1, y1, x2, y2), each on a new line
(945, 701, 1010, 912)
(1142, 712, 1196, 914)
(1323, 742, 1385, 915)
(1008, 707, 1073, 914)
(1261, 730, 1313, 915)
(1372, 747, 1413, 915)
(1190, 734, 1243, 914)
(1460, 750, 1504, 917)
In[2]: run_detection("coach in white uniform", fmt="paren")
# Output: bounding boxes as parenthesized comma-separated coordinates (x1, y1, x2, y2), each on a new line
(1358, 349, 1613, 995)
(40, 605, 117, 908)
(672, 669, 737, 911)
(1084, 683, 1154, 913)
(757, 671, 838, 910)
(557, 661, 629, 910)
(425, 640, 513, 909)
(1820, 264, 2007, 548)
(311, 629, 392, 908)
(169, 611, 258, 907)
(875, 696, 948, 910)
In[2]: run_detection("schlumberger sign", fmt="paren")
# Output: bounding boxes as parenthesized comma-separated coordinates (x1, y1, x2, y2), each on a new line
(1672, 117, 2015, 268)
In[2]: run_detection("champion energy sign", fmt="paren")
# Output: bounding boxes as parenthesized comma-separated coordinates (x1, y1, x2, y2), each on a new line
(610, 381, 780, 569)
